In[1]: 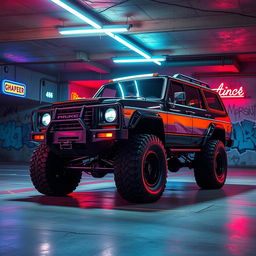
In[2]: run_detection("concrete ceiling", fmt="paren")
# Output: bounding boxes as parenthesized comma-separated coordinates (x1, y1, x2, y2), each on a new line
(1, 0, 256, 76)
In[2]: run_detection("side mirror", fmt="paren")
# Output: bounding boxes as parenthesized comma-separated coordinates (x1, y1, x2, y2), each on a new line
(174, 91, 186, 103)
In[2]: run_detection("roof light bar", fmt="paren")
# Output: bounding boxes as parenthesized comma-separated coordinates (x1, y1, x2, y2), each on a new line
(50, 0, 160, 65)
(113, 56, 166, 63)
(112, 73, 158, 82)
(59, 25, 131, 35)
(50, 0, 102, 29)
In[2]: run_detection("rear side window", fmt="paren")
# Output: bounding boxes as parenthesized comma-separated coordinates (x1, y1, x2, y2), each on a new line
(184, 86, 204, 109)
(203, 91, 224, 111)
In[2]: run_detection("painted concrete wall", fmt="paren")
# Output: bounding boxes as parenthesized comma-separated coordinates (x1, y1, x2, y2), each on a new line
(0, 103, 39, 162)
(67, 70, 256, 168)
(197, 75, 256, 167)
(0, 65, 58, 103)
(1, 64, 255, 166)
(0, 66, 58, 162)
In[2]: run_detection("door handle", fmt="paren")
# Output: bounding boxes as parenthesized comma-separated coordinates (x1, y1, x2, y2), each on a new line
(205, 114, 212, 118)
(186, 110, 195, 115)
(171, 108, 181, 113)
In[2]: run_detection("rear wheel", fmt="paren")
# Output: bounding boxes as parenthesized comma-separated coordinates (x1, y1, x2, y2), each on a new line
(30, 144, 82, 196)
(194, 140, 227, 189)
(114, 134, 167, 203)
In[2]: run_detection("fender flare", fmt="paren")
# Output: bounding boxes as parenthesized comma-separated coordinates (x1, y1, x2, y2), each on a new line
(202, 123, 226, 146)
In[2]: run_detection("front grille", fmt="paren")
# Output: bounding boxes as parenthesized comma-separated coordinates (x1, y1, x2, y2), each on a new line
(52, 106, 94, 131)
(56, 107, 81, 120)
(83, 108, 93, 128)
(52, 120, 82, 131)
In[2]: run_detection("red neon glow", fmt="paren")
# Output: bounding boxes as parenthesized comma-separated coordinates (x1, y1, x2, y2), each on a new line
(212, 83, 245, 98)
(69, 80, 108, 100)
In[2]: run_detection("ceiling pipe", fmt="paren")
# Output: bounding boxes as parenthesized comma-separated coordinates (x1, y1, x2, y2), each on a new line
(164, 58, 239, 67)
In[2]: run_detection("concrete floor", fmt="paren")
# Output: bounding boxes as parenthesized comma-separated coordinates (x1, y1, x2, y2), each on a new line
(0, 164, 255, 256)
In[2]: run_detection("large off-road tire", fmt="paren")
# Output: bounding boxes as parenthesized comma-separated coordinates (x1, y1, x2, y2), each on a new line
(30, 144, 82, 196)
(194, 140, 227, 189)
(114, 134, 167, 203)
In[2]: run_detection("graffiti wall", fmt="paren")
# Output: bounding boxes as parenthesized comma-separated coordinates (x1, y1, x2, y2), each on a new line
(0, 104, 37, 162)
(199, 75, 256, 167)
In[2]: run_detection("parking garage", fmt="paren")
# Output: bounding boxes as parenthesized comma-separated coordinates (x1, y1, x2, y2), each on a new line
(0, 1, 256, 255)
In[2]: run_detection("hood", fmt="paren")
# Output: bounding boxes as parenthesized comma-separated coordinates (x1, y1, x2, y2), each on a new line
(51, 97, 163, 108)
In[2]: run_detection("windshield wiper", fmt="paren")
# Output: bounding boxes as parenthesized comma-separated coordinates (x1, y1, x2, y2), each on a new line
(123, 96, 147, 100)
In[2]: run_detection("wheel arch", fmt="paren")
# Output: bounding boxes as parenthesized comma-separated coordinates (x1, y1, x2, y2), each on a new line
(205, 123, 226, 145)
(128, 111, 165, 144)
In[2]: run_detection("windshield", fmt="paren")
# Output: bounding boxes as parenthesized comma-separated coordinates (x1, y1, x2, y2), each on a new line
(94, 78, 165, 100)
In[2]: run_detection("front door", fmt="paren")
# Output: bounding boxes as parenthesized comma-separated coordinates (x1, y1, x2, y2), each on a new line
(166, 81, 193, 147)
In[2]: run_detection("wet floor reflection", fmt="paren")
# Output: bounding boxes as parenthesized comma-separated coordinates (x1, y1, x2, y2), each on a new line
(8, 182, 256, 212)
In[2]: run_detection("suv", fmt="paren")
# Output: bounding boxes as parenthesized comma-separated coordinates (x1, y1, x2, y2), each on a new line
(30, 73, 233, 203)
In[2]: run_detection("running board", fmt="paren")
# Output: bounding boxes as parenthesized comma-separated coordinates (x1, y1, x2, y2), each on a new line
(169, 149, 201, 152)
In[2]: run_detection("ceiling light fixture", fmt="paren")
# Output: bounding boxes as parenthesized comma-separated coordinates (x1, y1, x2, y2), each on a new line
(50, 0, 160, 65)
(112, 73, 158, 82)
(113, 56, 166, 63)
(51, 0, 102, 29)
(58, 25, 131, 35)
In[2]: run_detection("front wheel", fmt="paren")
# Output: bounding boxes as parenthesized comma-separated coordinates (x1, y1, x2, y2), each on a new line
(194, 140, 227, 189)
(114, 134, 167, 203)
(30, 144, 82, 196)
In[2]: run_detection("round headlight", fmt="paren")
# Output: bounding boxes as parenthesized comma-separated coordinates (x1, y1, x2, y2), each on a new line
(104, 108, 117, 123)
(41, 113, 51, 126)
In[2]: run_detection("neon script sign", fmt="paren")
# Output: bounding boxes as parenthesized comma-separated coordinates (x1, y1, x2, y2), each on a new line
(213, 83, 245, 98)
(2, 79, 26, 97)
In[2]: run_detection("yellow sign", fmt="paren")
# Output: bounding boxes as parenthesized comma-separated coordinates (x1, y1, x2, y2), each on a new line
(2, 80, 26, 97)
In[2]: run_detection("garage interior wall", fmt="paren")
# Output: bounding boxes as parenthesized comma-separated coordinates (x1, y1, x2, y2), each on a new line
(67, 64, 256, 168)
(0, 66, 59, 162)
(0, 63, 255, 166)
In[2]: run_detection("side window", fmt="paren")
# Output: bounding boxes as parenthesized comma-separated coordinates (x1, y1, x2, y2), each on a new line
(184, 86, 204, 109)
(203, 90, 224, 111)
(170, 82, 185, 105)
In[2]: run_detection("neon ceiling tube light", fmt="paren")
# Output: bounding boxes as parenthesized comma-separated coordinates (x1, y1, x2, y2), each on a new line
(50, 0, 160, 65)
(59, 25, 131, 35)
(112, 73, 158, 82)
(50, 0, 102, 29)
(106, 32, 161, 65)
(113, 56, 166, 63)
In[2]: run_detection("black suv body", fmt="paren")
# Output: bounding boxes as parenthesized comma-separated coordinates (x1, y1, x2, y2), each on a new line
(30, 73, 233, 203)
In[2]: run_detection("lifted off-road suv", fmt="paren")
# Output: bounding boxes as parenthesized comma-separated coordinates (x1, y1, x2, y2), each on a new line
(30, 73, 233, 203)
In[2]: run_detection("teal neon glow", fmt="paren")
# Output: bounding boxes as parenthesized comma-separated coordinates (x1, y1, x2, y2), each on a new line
(106, 32, 151, 59)
(51, 0, 160, 65)
(59, 25, 130, 35)
(118, 83, 125, 98)
(50, 0, 102, 29)
(134, 80, 140, 97)
(113, 56, 166, 63)
(113, 74, 157, 82)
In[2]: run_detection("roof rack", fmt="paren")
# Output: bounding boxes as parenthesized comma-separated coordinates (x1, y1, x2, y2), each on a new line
(172, 73, 210, 88)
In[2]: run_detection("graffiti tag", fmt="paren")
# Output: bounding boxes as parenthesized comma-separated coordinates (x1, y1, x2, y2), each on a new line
(227, 104, 256, 120)
(232, 119, 256, 154)
(0, 121, 34, 150)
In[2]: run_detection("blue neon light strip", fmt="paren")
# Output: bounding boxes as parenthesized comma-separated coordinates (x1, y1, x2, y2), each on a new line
(1, 79, 26, 98)
(59, 25, 130, 35)
(112, 73, 158, 82)
(50, 0, 102, 29)
(134, 80, 140, 97)
(113, 56, 166, 63)
(118, 83, 125, 98)
(50, 0, 161, 65)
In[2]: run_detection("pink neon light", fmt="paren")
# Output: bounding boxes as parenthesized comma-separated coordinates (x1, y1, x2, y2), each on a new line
(212, 83, 245, 98)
